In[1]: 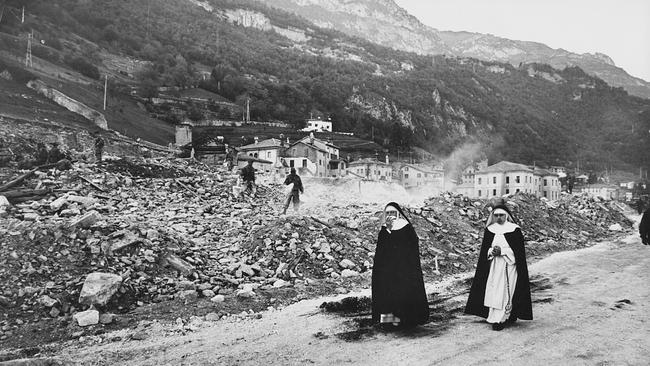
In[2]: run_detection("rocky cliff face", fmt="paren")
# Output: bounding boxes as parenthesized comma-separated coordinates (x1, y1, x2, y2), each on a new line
(253, 0, 650, 99)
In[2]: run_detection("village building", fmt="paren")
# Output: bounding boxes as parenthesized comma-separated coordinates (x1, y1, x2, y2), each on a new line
(473, 161, 560, 200)
(549, 165, 567, 178)
(579, 184, 621, 200)
(285, 134, 345, 178)
(237, 137, 289, 178)
(456, 159, 488, 196)
(300, 118, 333, 132)
(398, 163, 445, 190)
(348, 157, 393, 182)
(534, 168, 562, 200)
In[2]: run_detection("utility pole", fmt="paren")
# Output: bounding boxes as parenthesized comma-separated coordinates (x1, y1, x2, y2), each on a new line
(246, 98, 250, 122)
(25, 30, 32, 67)
(21, 6, 24, 23)
(103, 75, 108, 110)
(146, 0, 151, 38)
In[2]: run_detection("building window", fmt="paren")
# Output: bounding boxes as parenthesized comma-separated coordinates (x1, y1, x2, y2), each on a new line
(302, 159, 307, 168)
(319, 159, 322, 165)
(544, 191, 547, 198)
(293, 148, 297, 156)
(405, 174, 409, 178)
(544, 179, 548, 186)
(506, 176, 510, 184)
(506, 189, 510, 194)
(478, 177, 482, 185)
(290, 160, 295, 167)
(516, 176, 520, 183)
(405, 167, 409, 171)
(478, 190, 482, 197)
(516, 189, 520, 193)
(493, 189, 497, 196)
(417, 173, 422, 178)
(267, 151, 271, 158)
(493, 176, 496, 184)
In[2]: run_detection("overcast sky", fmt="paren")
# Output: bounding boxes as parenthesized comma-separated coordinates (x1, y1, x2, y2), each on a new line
(394, 0, 650, 82)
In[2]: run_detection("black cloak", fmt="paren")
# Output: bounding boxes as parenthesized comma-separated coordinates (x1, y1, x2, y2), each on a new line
(640, 208, 650, 244)
(464, 223, 533, 321)
(371, 203, 429, 326)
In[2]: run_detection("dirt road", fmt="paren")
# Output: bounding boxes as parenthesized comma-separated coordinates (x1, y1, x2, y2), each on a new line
(18, 230, 650, 366)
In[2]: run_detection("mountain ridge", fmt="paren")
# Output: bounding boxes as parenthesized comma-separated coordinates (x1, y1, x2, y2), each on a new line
(253, 0, 650, 99)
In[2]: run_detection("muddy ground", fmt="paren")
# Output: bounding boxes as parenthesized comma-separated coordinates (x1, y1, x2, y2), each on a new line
(2, 216, 647, 366)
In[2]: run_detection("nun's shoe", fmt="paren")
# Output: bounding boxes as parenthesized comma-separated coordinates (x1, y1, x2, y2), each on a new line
(492, 323, 505, 331)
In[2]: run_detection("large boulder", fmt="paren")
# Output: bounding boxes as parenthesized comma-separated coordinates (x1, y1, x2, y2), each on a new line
(78, 272, 123, 306)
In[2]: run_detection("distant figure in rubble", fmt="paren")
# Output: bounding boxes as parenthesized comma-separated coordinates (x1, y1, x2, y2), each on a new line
(93, 133, 105, 163)
(372, 202, 429, 328)
(282, 168, 304, 214)
(35, 142, 48, 165)
(566, 174, 575, 194)
(465, 204, 533, 331)
(640, 206, 650, 245)
(47, 142, 65, 164)
(225, 147, 234, 171)
(240, 159, 257, 197)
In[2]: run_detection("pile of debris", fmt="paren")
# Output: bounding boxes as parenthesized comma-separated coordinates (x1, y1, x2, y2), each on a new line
(0, 156, 634, 344)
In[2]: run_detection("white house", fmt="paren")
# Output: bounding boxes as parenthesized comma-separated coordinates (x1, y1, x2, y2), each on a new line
(300, 118, 332, 132)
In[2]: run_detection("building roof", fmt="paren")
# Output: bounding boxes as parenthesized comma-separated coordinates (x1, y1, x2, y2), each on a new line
(400, 163, 444, 174)
(349, 158, 390, 166)
(239, 138, 284, 151)
(582, 184, 619, 189)
(478, 161, 532, 173)
(533, 168, 558, 177)
(236, 154, 273, 164)
(297, 136, 339, 150)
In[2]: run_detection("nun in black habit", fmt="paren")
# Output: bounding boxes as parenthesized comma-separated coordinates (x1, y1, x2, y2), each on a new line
(464, 204, 533, 331)
(371, 202, 429, 327)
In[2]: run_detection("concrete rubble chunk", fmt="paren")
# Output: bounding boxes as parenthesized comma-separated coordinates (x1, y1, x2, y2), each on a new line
(0, 195, 9, 207)
(73, 309, 99, 327)
(38, 295, 58, 307)
(70, 210, 102, 229)
(66, 195, 97, 207)
(163, 253, 196, 275)
(110, 232, 143, 253)
(339, 259, 356, 269)
(608, 223, 622, 232)
(50, 196, 68, 211)
(210, 294, 225, 303)
(341, 269, 360, 278)
(78, 272, 123, 306)
(99, 313, 116, 324)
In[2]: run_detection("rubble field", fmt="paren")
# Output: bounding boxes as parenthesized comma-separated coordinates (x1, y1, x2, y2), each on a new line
(0, 124, 634, 355)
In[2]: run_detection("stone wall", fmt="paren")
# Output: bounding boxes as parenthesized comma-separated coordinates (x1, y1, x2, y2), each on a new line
(27, 79, 108, 130)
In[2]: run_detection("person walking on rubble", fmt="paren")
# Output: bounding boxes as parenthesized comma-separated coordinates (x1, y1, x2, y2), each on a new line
(465, 204, 533, 331)
(372, 202, 429, 328)
(240, 159, 257, 198)
(93, 133, 105, 163)
(282, 168, 304, 214)
(640, 206, 650, 245)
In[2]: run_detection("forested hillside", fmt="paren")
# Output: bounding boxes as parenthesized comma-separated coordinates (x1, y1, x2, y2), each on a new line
(1, 0, 648, 171)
